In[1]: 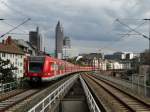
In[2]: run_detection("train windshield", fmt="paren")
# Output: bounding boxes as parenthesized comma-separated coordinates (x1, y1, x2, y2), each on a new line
(29, 62, 43, 73)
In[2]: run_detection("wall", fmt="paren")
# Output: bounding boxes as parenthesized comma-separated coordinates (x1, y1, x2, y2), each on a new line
(0, 52, 24, 78)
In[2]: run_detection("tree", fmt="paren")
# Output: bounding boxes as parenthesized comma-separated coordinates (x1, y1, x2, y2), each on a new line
(0, 57, 17, 83)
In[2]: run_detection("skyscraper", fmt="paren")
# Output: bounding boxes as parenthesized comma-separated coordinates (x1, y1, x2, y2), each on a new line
(29, 27, 42, 51)
(55, 21, 64, 59)
(63, 36, 71, 48)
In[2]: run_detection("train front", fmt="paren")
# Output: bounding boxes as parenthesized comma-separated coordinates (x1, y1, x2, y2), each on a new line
(25, 56, 45, 83)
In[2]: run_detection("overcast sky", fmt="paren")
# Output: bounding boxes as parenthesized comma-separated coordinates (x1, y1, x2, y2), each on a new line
(0, 0, 150, 54)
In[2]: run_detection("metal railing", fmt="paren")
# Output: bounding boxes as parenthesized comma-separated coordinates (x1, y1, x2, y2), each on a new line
(80, 76, 101, 112)
(28, 75, 78, 112)
(0, 81, 18, 93)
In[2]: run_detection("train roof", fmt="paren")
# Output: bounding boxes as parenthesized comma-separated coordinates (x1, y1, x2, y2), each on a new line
(29, 56, 78, 66)
(29, 56, 46, 62)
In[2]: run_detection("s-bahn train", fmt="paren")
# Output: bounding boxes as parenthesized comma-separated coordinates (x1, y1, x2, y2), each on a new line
(24, 56, 92, 83)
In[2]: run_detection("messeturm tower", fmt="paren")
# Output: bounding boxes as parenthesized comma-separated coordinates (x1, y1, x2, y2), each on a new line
(55, 21, 64, 59)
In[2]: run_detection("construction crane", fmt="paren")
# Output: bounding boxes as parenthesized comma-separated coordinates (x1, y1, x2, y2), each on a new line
(0, 18, 31, 38)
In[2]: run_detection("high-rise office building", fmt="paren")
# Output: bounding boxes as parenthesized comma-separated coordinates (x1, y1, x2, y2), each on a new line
(29, 27, 42, 51)
(55, 21, 64, 59)
(63, 36, 71, 48)
(63, 36, 73, 59)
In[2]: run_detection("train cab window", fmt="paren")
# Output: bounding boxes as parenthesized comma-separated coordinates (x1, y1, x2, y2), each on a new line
(29, 62, 43, 72)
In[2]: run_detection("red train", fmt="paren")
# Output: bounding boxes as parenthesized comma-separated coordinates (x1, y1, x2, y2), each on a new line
(24, 56, 92, 82)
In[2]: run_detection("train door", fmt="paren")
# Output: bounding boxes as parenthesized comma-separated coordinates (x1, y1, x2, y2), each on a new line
(49, 62, 55, 76)
(58, 62, 62, 75)
(62, 62, 65, 74)
(52, 62, 58, 76)
(56, 61, 59, 75)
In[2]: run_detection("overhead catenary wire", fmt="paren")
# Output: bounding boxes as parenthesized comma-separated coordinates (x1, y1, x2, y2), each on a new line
(117, 20, 147, 40)
(116, 19, 149, 39)
(0, 18, 31, 38)
(7, 33, 29, 35)
(116, 18, 150, 52)
(1, 20, 27, 33)
(100, 18, 148, 53)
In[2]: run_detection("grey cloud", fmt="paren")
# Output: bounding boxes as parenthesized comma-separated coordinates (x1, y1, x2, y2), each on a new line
(0, 0, 150, 53)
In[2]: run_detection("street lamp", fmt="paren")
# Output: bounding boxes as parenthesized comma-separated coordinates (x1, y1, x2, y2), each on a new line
(144, 74, 147, 97)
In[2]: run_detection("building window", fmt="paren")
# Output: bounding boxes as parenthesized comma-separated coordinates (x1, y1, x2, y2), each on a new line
(20, 62, 22, 66)
(10, 54, 12, 58)
(2, 53, 5, 57)
(5, 54, 9, 58)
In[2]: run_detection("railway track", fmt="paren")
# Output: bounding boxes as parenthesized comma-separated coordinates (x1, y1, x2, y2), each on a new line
(0, 74, 77, 112)
(82, 73, 150, 112)
(0, 89, 40, 111)
(0, 89, 28, 102)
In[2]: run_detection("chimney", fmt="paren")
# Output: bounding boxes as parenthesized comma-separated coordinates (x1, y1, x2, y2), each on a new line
(2, 40, 5, 44)
(6, 36, 12, 45)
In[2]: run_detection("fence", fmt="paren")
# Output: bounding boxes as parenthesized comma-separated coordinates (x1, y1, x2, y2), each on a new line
(80, 75, 101, 112)
(0, 81, 18, 93)
(28, 75, 78, 112)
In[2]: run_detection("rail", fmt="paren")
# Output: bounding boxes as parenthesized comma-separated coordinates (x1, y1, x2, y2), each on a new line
(95, 74, 150, 97)
(88, 74, 150, 111)
(0, 81, 18, 93)
(28, 75, 78, 112)
(80, 75, 101, 112)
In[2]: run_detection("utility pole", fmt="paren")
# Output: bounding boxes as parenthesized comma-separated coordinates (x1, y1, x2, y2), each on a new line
(143, 19, 150, 53)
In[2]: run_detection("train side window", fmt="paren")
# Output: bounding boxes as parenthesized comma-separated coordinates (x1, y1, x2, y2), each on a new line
(50, 63, 58, 71)
(54, 64, 58, 71)
(59, 65, 64, 70)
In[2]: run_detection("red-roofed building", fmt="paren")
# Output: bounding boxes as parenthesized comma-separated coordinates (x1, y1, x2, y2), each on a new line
(0, 36, 25, 78)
